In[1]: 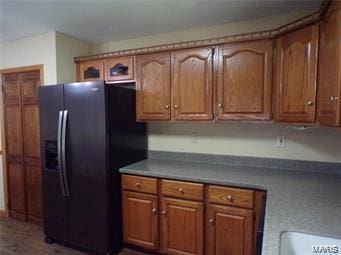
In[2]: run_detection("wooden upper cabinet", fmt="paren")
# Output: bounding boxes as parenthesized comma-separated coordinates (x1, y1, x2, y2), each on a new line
(105, 56, 135, 82)
(317, 1, 341, 126)
(78, 60, 104, 82)
(216, 40, 273, 120)
(275, 24, 319, 123)
(123, 191, 158, 250)
(172, 47, 214, 121)
(207, 205, 253, 255)
(161, 197, 204, 255)
(136, 52, 171, 121)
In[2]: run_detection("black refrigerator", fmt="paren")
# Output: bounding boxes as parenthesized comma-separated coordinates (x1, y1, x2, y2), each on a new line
(39, 81, 147, 254)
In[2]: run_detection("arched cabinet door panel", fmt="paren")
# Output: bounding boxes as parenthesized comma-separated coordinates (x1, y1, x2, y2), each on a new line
(317, 1, 341, 126)
(105, 56, 135, 82)
(78, 60, 104, 81)
(275, 24, 319, 124)
(171, 47, 214, 121)
(136, 52, 171, 121)
(216, 40, 273, 120)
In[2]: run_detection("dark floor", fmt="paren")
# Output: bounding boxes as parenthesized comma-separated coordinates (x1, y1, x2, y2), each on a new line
(0, 217, 146, 255)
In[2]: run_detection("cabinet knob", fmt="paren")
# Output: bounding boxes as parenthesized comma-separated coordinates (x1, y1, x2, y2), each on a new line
(227, 195, 233, 202)
(178, 188, 184, 194)
(152, 208, 157, 215)
(209, 219, 215, 225)
(165, 105, 169, 109)
(217, 103, 223, 108)
(135, 182, 141, 188)
(330, 96, 339, 101)
(307, 101, 314, 106)
(174, 104, 178, 109)
(162, 210, 167, 216)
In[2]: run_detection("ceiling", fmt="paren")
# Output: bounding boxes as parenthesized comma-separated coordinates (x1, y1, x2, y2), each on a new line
(0, 0, 322, 44)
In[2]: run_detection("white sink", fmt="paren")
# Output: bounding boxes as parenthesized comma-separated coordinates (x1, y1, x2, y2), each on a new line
(280, 231, 341, 255)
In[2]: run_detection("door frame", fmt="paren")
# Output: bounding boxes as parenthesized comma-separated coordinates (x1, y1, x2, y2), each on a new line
(0, 64, 44, 217)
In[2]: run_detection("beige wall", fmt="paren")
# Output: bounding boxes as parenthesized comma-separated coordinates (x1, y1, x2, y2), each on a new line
(91, 10, 341, 164)
(92, 11, 310, 54)
(56, 32, 91, 83)
(0, 31, 57, 84)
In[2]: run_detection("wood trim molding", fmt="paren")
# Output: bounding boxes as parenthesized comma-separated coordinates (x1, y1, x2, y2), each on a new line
(74, 0, 331, 63)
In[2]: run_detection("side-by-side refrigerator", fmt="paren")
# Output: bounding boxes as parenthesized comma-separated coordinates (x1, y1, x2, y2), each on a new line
(39, 81, 147, 254)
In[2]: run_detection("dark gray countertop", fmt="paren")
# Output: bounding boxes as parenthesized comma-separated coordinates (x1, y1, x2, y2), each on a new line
(119, 154, 341, 255)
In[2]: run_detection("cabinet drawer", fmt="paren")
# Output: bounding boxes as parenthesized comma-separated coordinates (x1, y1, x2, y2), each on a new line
(161, 179, 204, 201)
(208, 185, 254, 209)
(122, 175, 157, 194)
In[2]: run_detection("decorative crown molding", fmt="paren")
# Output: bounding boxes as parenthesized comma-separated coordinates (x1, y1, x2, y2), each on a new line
(74, 0, 332, 63)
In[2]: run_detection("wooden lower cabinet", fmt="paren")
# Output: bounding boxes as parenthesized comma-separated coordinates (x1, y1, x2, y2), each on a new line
(161, 198, 204, 255)
(122, 191, 158, 250)
(207, 205, 254, 255)
(122, 175, 266, 255)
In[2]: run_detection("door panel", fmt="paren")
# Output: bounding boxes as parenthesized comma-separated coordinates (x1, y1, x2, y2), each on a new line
(136, 52, 171, 121)
(22, 105, 41, 158)
(64, 81, 109, 252)
(5, 106, 23, 156)
(123, 191, 158, 250)
(3, 73, 20, 105)
(78, 60, 104, 82)
(275, 24, 319, 123)
(172, 47, 213, 120)
(207, 205, 253, 255)
(8, 162, 25, 217)
(217, 40, 273, 120)
(39, 85, 67, 239)
(317, 2, 341, 126)
(162, 197, 204, 255)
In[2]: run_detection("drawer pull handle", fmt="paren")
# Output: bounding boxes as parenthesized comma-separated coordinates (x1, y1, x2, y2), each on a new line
(135, 182, 141, 188)
(178, 188, 184, 194)
(227, 195, 233, 202)
(162, 210, 167, 216)
(152, 208, 157, 215)
(209, 219, 215, 225)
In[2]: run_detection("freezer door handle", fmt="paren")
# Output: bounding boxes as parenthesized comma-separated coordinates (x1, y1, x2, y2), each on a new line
(57, 110, 66, 196)
(62, 110, 71, 197)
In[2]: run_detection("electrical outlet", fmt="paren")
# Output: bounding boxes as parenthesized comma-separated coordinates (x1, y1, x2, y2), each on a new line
(191, 132, 198, 144)
(276, 136, 286, 148)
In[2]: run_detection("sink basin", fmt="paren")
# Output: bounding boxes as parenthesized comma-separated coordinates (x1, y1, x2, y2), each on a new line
(280, 231, 341, 255)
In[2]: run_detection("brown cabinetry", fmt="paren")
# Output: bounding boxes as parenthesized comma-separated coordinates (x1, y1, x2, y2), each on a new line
(78, 60, 104, 82)
(216, 40, 273, 120)
(121, 174, 266, 255)
(317, 1, 341, 126)
(2, 70, 42, 224)
(275, 24, 319, 124)
(161, 198, 204, 255)
(172, 47, 214, 121)
(136, 52, 171, 121)
(105, 56, 135, 82)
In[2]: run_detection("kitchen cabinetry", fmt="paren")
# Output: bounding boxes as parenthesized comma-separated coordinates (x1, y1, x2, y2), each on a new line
(104, 56, 135, 82)
(78, 60, 104, 82)
(121, 174, 266, 255)
(2, 70, 42, 224)
(216, 40, 273, 120)
(172, 47, 214, 121)
(275, 24, 319, 124)
(136, 52, 171, 121)
(317, 1, 341, 126)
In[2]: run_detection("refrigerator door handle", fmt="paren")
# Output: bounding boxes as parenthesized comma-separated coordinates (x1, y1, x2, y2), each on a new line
(58, 110, 66, 196)
(62, 110, 71, 197)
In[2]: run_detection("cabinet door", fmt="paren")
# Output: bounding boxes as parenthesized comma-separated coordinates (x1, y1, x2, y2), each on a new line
(217, 40, 273, 120)
(105, 56, 134, 82)
(2, 73, 26, 220)
(136, 52, 171, 121)
(21, 71, 43, 224)
(317, 2, 341, 126)
(78, 60, 104, 82)
(161, 197, 204, 255)
(123, 191, 158, 250)
(275, 24, 319, 123)
(172, 47, 214, 120)
(207, 205, 254, 255)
